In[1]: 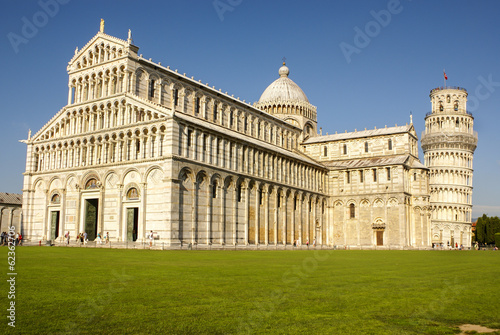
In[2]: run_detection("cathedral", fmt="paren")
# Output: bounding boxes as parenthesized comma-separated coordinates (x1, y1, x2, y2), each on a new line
(21, 24, 477, 248)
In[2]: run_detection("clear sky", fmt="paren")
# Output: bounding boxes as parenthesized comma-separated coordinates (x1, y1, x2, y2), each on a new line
(1, 0, 499, 218)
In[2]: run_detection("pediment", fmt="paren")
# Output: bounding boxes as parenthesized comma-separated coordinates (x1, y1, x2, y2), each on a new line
(67, 32, 138, 72)
(408, 124, 417, 137)
(30, 106, 70, 143)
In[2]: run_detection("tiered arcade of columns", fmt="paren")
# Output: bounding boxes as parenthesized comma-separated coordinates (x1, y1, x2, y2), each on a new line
(421, 87, 478, 247)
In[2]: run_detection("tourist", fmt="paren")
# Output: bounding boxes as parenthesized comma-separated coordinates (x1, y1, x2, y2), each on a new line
(18, 233, 22, 246)
(96, 233, 102, 244)
(65, 231, 70, 245)
(80, 233, 84, 244)
(149, 230, 154, 247)
(83, 232, 88, 245)
(106, 232, 109, 244)
(313, 238, 316, 247)
(0, 231, 4, 245)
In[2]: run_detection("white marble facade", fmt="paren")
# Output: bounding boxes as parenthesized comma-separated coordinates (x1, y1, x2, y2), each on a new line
(421, 87, 477, 247)
(21, 27, 475, 248)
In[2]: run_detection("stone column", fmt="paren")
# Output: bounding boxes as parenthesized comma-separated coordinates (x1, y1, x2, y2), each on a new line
(220, 184, 224, 245)
(192, 180, 197, 244)
(60, 188, 66, 241)
(298, 192, 303, 245)
(233, 185, 238, 245)
(117, 184, 123, 241)
(140, 183, 147, 242)
(207, 183, 212, 245)
(255, 183, 260, 244)
(283, 191, 288, 245)
(244, 182, 249, 245)
(68, 85, 73, 105)
(291, 193, 295, 245)
(274, 190, 278, 245)
(264, 185, 269, 245)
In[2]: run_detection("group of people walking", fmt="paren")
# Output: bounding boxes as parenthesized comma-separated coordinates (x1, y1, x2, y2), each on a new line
(292, 238, 317, 247)
(64, 231, 110, 245)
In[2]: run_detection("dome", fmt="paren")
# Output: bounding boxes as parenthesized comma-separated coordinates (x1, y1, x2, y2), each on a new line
(258, 63, 309, 104)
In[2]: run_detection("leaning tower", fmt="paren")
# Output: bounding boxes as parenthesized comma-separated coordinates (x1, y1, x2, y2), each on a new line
(421, 87, 478, 248)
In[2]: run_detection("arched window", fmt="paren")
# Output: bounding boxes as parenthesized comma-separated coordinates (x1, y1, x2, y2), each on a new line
(447, 95, 451, 103)
(349, 203, 355, 219)
(51, 194, 60, 204)
(195, 97, 200, 114)
(439, 102, 444, 111)
(149, 79, 155, 98)
(454, 101, 459, 111)
(212, 181, 217, 199)
(173, 88, 179, 106)
(127, 187, 139, 200)
(85, 178, 98, 189)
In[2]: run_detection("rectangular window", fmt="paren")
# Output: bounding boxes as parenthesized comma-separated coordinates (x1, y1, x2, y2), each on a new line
(387, 167, 391, 181)
(343, 144, 347, 155)
(388, 139, 393, 150)
(173, 89, 179, 106)
(346, 171, 350, 184)
(365, 141, 369, 153)
(414, 172, 417, 181)
(324, 146, 328, 157)
(187, 130, 192, 147)
(373, 168, 377, 182)
(360, 170, 364, 183)
(213, 104, 218, 121)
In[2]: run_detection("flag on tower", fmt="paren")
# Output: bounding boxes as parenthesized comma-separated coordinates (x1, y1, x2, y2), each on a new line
(443, 70, 448, 80)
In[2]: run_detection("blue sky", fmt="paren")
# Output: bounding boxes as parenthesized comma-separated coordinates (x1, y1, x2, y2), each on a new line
(1, 0, 499, 217)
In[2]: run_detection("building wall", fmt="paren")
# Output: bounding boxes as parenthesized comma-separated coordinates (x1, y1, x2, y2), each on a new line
(0, 206, 22, 235)
(22, 31, 436, 248)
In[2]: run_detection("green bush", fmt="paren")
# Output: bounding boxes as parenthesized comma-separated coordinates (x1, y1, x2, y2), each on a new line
(495, 233, 500, 247)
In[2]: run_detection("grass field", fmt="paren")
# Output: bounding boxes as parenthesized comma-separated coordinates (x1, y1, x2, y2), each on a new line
(2, 247, 500, 334)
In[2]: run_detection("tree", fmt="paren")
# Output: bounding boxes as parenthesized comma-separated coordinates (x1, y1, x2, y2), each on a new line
(475, 215, 487, 244)
(475, 214, 500, 245)
(495, 233, 500, 247)
(488, 216, 500, 244)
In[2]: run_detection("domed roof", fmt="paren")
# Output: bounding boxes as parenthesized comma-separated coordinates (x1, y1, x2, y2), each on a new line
(258, 63, 309, 104)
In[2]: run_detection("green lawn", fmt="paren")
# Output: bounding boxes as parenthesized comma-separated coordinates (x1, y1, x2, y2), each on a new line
(2, 247, 500, 334)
